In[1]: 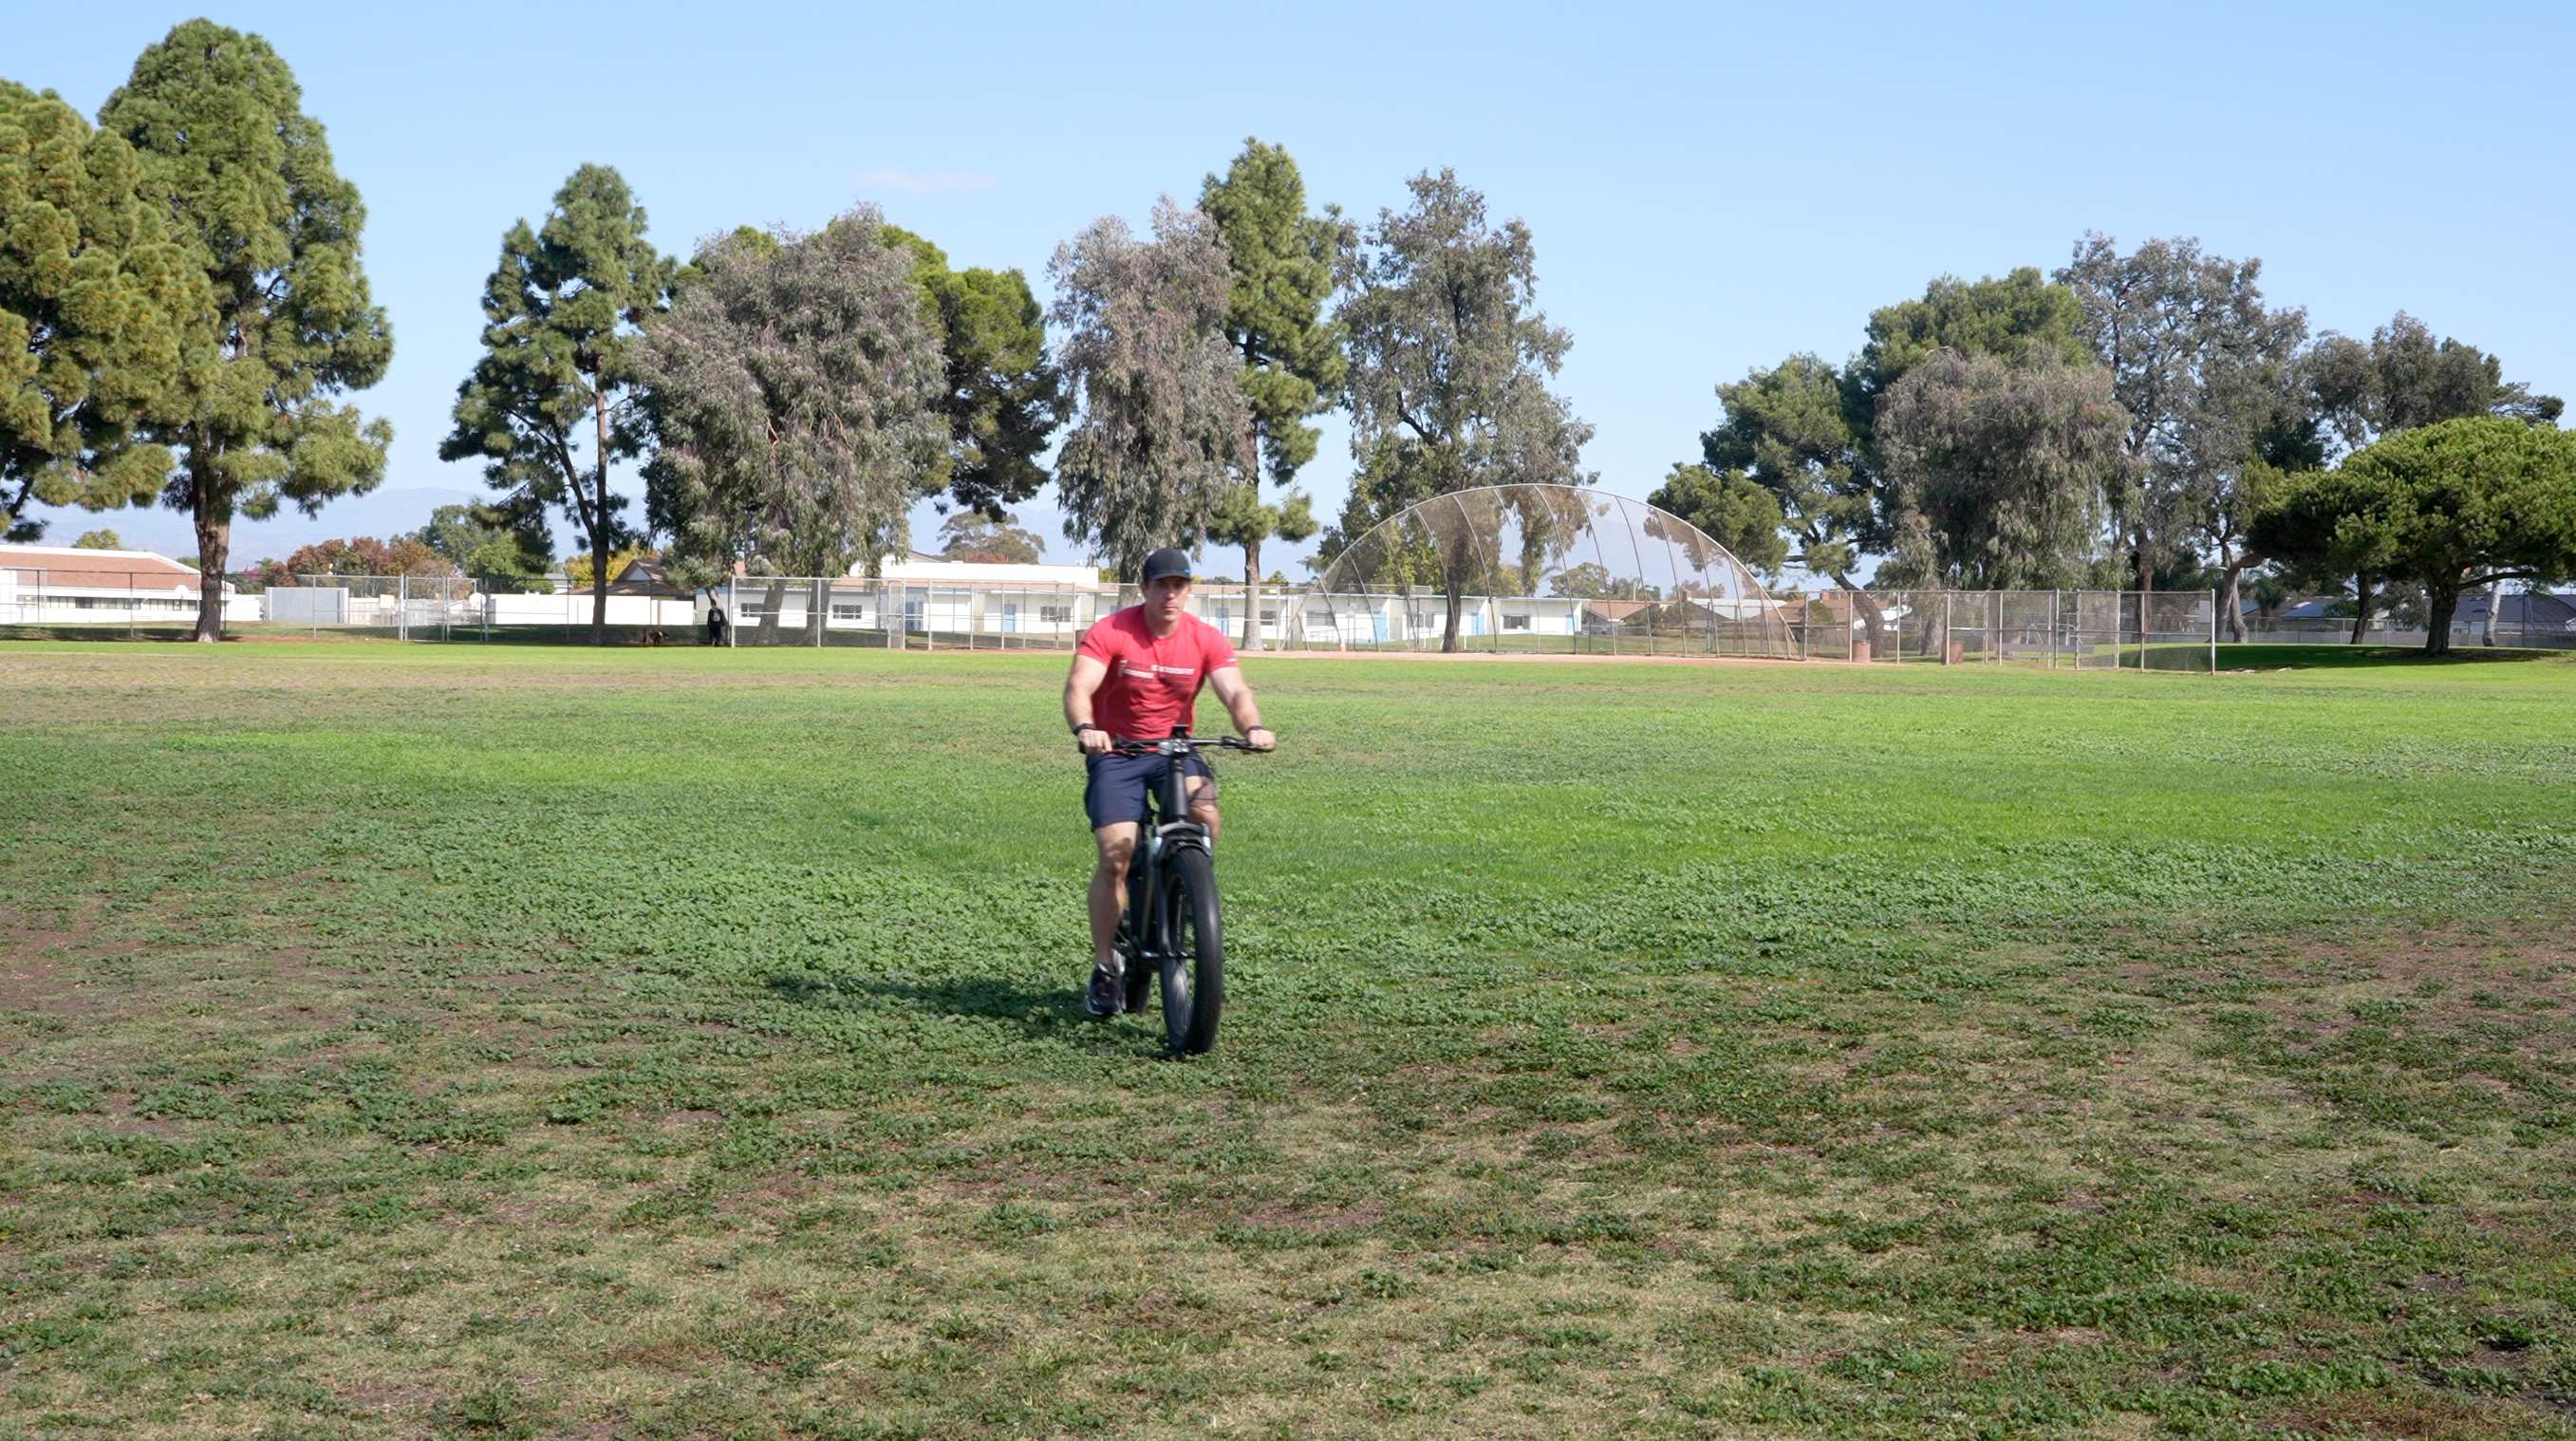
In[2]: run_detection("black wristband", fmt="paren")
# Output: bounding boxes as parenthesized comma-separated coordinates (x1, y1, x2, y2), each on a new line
(1072, 721, 1101, 737)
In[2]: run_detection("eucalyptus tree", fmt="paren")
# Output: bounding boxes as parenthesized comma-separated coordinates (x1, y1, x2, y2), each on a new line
(441, 164, 673, 645)
(2054, 233, 2306, 627)
(1200, 138, 1351, 646)
(1876, 349, 2131, 590)
(98, 21, 393, 640)
(936, 510, 1043, 564)
(0, 83, 208, 543)
(2309, 312, 2564, 441)
(1048, 198, 1249, 579)
(1335, 169, 1591, 650)
(638, 209, 946, 640)
(1700, 269, 2085, 646)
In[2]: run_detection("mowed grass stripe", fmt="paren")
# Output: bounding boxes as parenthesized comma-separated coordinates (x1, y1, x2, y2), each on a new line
(1, 641, 2571, 1439)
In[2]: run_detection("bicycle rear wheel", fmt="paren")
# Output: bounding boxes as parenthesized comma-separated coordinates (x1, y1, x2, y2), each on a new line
(1158, 848, 1223, 1055)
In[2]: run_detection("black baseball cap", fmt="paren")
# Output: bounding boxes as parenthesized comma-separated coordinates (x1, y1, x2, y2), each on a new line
(1140, 548, 1194, 584)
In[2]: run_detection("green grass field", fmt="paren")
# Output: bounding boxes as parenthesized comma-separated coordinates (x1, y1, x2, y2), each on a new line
(4, 642, 2573, 1440)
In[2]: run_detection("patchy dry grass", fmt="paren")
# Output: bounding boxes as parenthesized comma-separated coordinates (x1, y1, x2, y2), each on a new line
(3, 640, 2573, 1438)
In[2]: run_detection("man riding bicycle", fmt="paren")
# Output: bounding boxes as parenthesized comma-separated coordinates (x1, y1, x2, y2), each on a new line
(1064, 547, 1275, 1016)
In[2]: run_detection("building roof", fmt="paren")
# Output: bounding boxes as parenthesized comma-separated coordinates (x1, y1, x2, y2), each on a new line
(2454, 590, 2576, 627)
(865, 553, 1107, 589)
(2266, 598, 2343, 621)
(0, 544, 223, 593)
(1581, 599, 1656, 622)
(606, 557, 698, 597)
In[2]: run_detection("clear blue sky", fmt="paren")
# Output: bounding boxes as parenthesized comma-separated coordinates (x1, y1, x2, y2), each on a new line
(19, 1, 2574, 570)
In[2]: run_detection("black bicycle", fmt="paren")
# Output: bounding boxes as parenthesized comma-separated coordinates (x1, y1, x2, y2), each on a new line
(1101, 732, 1263, 1054)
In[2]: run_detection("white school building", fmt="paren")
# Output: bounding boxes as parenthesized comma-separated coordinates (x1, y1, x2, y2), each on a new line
(0, 545, 262, 627)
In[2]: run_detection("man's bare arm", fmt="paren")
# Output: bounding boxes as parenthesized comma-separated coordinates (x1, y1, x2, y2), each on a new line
(1066, 654, 1111, 753)
(1209, 666, 1273, 749)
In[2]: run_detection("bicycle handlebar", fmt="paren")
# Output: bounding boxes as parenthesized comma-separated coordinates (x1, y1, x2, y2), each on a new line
(1087, 732, 1278, 758)
(1107, 734, 1269, 755)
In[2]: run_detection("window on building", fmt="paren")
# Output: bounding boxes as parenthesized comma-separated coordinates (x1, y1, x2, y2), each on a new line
(1503, 613, 1531, 631)
(831, 603, 868, 621)
(1040, 605, 1072, 624)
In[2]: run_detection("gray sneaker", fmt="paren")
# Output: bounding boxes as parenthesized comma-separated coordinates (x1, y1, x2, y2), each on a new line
(1086, 964, 1124, 1018)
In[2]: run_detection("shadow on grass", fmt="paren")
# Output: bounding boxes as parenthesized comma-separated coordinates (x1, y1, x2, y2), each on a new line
(762, 967, 1171, 1055)
(2225, 643, 2573, 671)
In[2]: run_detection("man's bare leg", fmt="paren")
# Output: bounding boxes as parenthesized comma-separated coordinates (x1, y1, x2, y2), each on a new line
(1090, 822, 1137, 975)
(1185, 772, 1219, 843)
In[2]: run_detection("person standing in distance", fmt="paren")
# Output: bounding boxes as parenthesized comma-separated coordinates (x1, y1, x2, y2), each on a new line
(1063, 547, 1275, 1016)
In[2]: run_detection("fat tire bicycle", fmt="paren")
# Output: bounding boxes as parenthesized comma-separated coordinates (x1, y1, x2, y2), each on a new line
(1101, 732, 1262, 1055)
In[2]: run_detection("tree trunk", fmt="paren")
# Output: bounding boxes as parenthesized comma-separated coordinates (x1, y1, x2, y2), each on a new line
(1839, 577, 1889, 660)
(2219, 558, 2247, 644)
(1241, 533, 1261, 652)
(191, 469, 228, 643)
(1441, 579, 1464, 653)
(2349, 573, 2372, 644)
(756, 577, 787, 644)
(590, 384, 611, 645)
(2423, 584, 2458, 657)
(2481, 576, 2503, 646)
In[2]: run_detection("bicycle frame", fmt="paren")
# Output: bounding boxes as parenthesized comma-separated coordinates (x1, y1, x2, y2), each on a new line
(1125, 735, 1213, 968)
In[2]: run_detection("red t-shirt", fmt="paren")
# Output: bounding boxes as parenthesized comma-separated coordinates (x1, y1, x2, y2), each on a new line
(1077, 607, 1239, 740)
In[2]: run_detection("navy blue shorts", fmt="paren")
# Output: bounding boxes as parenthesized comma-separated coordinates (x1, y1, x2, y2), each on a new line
(1084, 751, 1216, 830)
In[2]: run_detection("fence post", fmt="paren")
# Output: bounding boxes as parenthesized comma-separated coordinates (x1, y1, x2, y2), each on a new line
(2208, 590, 2217, 674)
(814, 577, 824, 648)
(398, 573, 408, 642)
(725, 577, 737, 648)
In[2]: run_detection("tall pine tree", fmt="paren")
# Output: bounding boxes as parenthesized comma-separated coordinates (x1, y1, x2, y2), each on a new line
(0, 82, 206, 542)
(99, 21, 393, 640)
(1200, 139, 1349, 647)
(879, 224, 1062, 521)
(441, 165, 673, 645)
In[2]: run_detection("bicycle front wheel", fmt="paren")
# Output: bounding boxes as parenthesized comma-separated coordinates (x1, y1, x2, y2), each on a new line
(1158, 847, 1223, 1055)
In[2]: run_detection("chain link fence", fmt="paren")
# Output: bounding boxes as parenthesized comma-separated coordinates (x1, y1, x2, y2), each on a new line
(713, 576, 1109, 649)
(2241, 590, 2576, 649)
(1796, 590, 2217, 671)
(4, 565, 2256, 673)
(1, 565, 259, 638)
